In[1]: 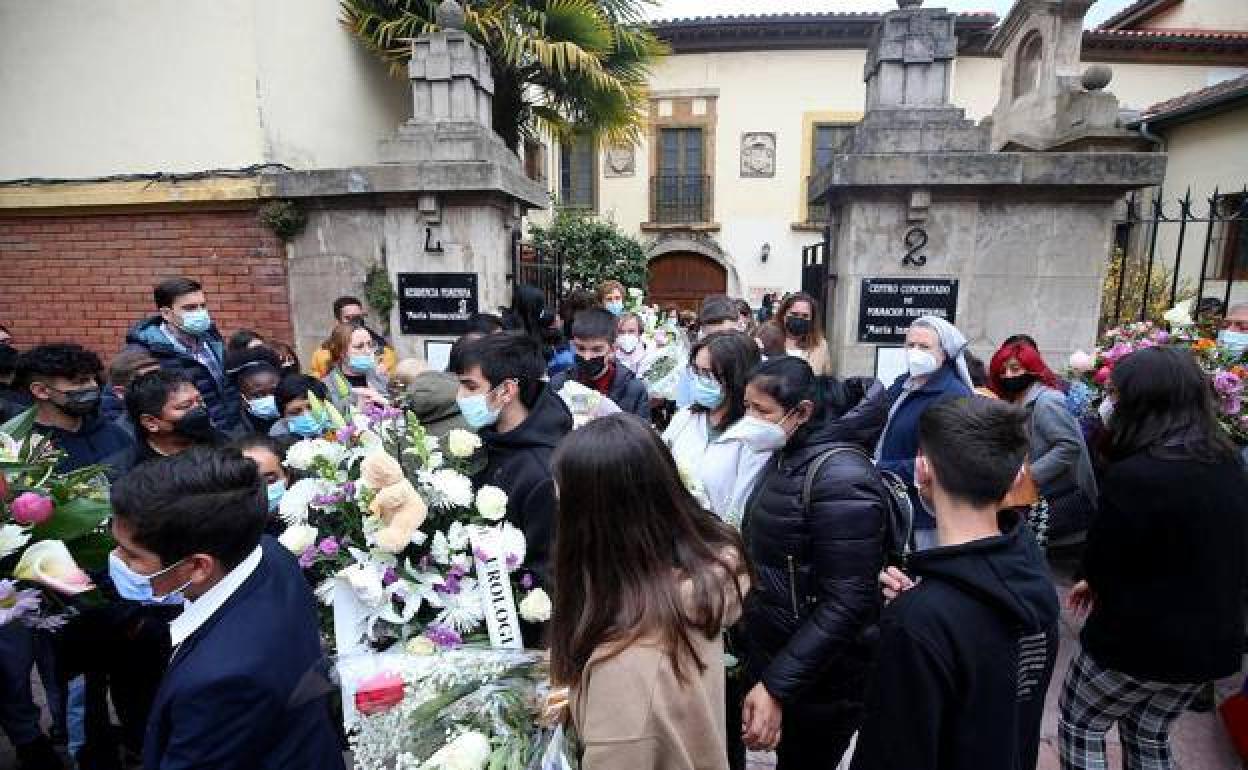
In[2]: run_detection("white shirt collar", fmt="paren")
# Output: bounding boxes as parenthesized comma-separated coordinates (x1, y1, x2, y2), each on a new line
(169, 544, 264, 648)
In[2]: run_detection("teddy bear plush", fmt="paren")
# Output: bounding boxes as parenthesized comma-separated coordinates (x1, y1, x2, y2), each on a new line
(360, 452, 427, 553)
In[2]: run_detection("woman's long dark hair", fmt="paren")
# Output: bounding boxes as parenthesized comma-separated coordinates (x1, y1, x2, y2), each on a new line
(510, 285, 558, 360)
(549, 414, 748, 688)
(689, 331, 760, 428)
(746, 356, 824, 446)
(1106, 346, 1237, 464)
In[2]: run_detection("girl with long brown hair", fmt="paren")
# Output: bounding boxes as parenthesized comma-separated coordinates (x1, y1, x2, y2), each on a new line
(550, 413, 749, 770)
(775, 292, 832, 375)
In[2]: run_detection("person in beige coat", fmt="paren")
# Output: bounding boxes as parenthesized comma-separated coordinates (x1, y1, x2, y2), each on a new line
(548, 413, 750, 770)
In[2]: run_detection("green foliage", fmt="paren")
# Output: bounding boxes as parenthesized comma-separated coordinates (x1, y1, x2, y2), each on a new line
(364, 264, 396, 333)
(257, 200, 308, 241)
(1100, 248, 1196, 332)
(528, 209, 647, 292)
(339, 0, 667, 149)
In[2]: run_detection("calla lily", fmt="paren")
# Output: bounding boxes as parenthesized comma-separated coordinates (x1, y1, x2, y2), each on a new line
(14, 540, 94, 595)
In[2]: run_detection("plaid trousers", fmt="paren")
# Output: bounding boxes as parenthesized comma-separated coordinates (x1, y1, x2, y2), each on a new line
(1058, 650, 1201, 770)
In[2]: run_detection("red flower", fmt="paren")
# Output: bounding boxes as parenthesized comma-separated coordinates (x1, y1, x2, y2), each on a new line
(354, 672, 405, 715)
(1093, 366, 1112, 386)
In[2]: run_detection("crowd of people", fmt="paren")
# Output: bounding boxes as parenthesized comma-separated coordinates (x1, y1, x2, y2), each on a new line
(0, 274, 1245, 770)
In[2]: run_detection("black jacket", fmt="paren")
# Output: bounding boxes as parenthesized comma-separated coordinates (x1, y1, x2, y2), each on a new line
(473, 384, 572, 590)
(550, 363, 650, 420)
(1081, 450, 1248, 683)
(852, 517, 1060, 770)
(739, 378, 890, 706)
(123, 316, 240, 433)
(35, 413, 134, 480)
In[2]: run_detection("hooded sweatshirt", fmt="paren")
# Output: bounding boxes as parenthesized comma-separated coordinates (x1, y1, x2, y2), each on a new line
(403, 371, 469, 439)
(851, 517, 1059, 770)
(473, 384, 573, 591)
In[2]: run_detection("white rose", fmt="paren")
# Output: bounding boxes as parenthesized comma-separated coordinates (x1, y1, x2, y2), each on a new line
(0, 524, 32, 560)
(427, 451, 444, 469)
(425, 730, 492, 770)
(278, 524, 318, 555)
(1068, 350, 1095, 373)
(518, 588, 552, 623)
(446, 429, 482, 459)
(340, 564, 385, 608)
(474, 486, 508, 522)
(405, 636, 436, 656)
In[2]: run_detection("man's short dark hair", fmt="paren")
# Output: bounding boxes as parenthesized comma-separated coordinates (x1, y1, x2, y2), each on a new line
(333, 296, 364, 320)
(108, 350, 159, 388)
(224, 346, 283, 385)
(15, 344, 102, 391)
(275, 374, 329, 416)
(698, 295, 739, 326)
(918, 397, 1030, 507)
(111, 447, 267, 570)
(126, 369, 192, 425)
(153, 277, 203, 309)
(569, 308, 616, 344)
(454, 332, 545, 409)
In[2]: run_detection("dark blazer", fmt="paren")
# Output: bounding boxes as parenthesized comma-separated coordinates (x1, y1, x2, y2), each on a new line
(143, 537, 344, 770)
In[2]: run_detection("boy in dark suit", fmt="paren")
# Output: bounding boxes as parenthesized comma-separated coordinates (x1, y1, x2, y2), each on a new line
(109, 447, 343, 770)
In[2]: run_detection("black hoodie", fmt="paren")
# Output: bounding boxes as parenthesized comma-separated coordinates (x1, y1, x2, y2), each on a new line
(473, 383, 573, 590)
(851, 517, 1059, 770)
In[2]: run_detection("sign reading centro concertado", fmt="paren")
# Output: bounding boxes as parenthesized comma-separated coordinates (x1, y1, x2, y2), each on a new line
(858, 278, 959, 344)
(398, 273, 479, 335)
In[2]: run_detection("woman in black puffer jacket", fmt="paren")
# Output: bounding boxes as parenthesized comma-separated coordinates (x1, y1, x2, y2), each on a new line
(735, 357, 891, 769)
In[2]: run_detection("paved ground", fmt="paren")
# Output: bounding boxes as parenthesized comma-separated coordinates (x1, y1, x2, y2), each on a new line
(4, 566, 1242, 769)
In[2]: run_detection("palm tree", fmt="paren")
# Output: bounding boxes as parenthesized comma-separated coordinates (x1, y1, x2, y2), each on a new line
(340, 0, 667, 151)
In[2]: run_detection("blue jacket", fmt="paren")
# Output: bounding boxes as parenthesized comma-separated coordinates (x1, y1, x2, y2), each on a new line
(36, 413, 135, 480)
(143, 537, 344, 770)
(877, 363, 972, 530)
(124, 317, 241, 433)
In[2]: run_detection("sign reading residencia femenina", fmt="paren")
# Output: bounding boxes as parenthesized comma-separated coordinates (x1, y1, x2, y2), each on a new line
(858, 278, 959, 344)
(398, 272, 479, 335)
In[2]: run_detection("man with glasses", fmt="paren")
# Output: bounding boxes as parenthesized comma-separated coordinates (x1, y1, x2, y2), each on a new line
(309, 295, 397, 377)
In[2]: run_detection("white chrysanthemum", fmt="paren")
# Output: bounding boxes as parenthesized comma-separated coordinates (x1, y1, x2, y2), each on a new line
(427, 452, 444, 470)
(277, 524, 318, 555)
(435, 578, 485, 634)
(340, 564, 385, 608)
(450, 552, 473, 572)
(430, 531, 452, 566)
(424, 435, 441, 453)
(446, 429, 482, 459)
(474, 485, 508, 521)
(446, 521, 470, 551)
(0, 524, 32, 560)
(314, 579, 336, 606)
(518, 588, 552, 623)
(495, 522, 526, 571)
(424, 731, 492, 770)
(284, 439, 347, 471)
(278, 478, 337, 526)
(430, 469, 474, 509)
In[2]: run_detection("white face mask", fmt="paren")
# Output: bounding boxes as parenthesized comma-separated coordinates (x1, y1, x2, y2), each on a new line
(907, 349, 940, 379)
(1097, 398, 1114, 426)
(737, 414, 790, 452)
(617, 333, 640, 354)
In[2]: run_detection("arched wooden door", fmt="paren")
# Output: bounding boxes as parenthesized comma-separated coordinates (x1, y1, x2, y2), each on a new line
(647, 252, 727, 312)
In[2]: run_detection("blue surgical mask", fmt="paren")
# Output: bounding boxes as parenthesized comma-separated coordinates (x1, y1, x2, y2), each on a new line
(179, 308, 212, 336)
(605, 300, 624, 316)
(267, 480, 286, 513)
(288, 413, 323, 438)
(108, 551, 188, 604)
(457, 387, 501, 430)
(348, 353, 376, 373)
(1219, 329, 1248, 355)
(692, 374, 724, 410)
(247, 395, 279, 420)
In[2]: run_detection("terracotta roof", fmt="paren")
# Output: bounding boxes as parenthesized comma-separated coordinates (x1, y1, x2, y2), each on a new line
(1138, 73, 1248, 124)
(1088, 28, 1248, 40)
(1098, 0, 1181, 31)
(649, 11, 997, 26)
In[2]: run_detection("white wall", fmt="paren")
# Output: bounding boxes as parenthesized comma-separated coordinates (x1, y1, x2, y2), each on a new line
(1144, 0, 1248, 31)
(0, 0, 409, 180)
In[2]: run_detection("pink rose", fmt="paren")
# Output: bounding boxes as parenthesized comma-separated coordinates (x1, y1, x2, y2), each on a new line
(1069, 351, 1095, 374)
(11, 492, 54, 526)
(1093, 366, 1112, 386)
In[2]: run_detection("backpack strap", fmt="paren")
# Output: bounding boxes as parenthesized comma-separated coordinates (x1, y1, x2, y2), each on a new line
(801, 445, 873, 516)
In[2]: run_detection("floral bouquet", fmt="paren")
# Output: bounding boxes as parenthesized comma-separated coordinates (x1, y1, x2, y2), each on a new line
(1068, 302, 1248, 443)
(0, 408, 111, 629)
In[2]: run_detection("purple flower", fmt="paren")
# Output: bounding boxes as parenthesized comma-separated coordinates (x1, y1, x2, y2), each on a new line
(1214, 370, 1242, 396)
(382, 567, 398, 587)
(342, 482, 356, 496)
(418, 555, 432, 572)
(448, 565, 466, 580)
(424, 624, 462, 649)
(1154, 330, 1170, 344)
(0, 579, 40, 626)
(318, 537, 340, 557)
(311, 492, 344, 507)
(298, 546, 318, 569)
(520, 573, 534, 590)
(472, 547, 490, 562)
(337, 425, 357, 444)
(505, 554, 519, 569)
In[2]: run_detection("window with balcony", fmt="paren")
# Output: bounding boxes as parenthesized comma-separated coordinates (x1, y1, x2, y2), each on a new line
(559, 134, 596, 210)
(652, 127, 710, 224)
(807, 123, 855, 223)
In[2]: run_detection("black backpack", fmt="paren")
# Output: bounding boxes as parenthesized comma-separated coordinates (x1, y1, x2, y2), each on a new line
(801, 445, 915, 567)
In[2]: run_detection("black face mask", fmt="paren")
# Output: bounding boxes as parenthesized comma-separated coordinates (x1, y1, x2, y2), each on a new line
(999, 374, 1037, 397)
(784, 316, 812, 338)
(55, 387, 102, 418)
(173, 406, 217, 442)
(574, 354, 608, 382)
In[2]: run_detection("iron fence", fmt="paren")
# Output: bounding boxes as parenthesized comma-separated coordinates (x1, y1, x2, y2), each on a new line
(1108, 187, 1248, 329)
(510, 229, 564, 309)
(650, 174, 713, 224)
(801, 225, 834, 311)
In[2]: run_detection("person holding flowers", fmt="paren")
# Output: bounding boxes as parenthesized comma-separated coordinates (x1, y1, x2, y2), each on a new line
(550, 413, 749, 770)
(320, 322, 390, 416)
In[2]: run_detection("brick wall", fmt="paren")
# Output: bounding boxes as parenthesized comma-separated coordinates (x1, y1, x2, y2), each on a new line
(0, 208, 292, 361)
